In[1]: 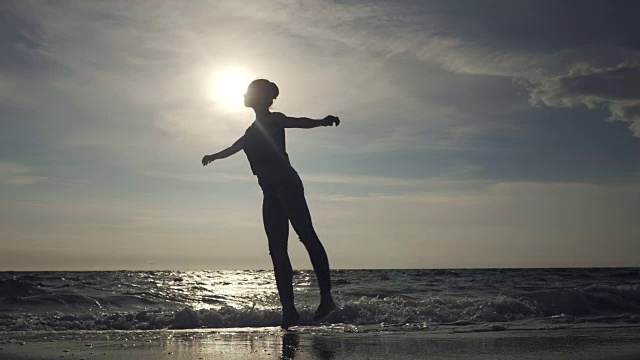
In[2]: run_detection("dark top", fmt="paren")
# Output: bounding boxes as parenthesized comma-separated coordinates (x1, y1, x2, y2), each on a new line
(242, 112, 293, 177)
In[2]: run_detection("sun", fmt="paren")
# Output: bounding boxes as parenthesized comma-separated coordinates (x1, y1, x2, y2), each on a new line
(212, 70, 251, 109)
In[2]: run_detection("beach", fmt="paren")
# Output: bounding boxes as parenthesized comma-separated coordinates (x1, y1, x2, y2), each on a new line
(2, 269, 640, 359)
(2, 326, 640, 360)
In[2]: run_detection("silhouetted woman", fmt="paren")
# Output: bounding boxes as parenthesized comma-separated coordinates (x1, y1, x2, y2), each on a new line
(202, 79, 339, 329)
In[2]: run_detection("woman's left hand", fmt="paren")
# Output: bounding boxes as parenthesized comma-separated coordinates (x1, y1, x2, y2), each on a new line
(323, 115, 340, 126)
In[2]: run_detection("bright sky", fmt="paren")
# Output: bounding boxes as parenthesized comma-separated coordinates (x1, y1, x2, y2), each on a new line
(1, 1, 639, 270)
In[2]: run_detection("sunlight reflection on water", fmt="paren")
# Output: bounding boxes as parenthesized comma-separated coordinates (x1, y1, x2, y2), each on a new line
(150, 270, 316, 311)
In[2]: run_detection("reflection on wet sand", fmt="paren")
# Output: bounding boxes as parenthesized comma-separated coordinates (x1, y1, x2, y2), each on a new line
(281, 332, 336, 360)
(2, 327, 640, 359)
(281, 332, 299, 359)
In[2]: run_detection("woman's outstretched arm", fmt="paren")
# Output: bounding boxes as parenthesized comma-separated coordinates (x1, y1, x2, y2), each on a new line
(275, 112, 340, 129)
(202, 135, 245, 166)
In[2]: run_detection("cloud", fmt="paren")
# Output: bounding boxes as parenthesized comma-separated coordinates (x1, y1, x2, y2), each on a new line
(300, 2, 640, 139)
(0, 161, 43, 185)
(3, 0, 640, 187)
(303, 172, 486, 192)
(528, 64, 640, 136)
(5, 176, 640, 268)
(309, 179, 640, 237)
(244, 1, 640, 139)
(140, 169, 254, 183)
(305, 179, 640, 268)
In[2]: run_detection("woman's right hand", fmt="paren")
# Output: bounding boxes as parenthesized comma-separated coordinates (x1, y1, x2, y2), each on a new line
(202, 154, 216, 166)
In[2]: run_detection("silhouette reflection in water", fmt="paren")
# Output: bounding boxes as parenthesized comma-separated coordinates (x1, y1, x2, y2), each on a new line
(281, 332, 299, 359)
(280, 332, 336, 360)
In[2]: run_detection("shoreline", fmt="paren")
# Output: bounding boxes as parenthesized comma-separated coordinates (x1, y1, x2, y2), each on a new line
(2, 326, 640, 360)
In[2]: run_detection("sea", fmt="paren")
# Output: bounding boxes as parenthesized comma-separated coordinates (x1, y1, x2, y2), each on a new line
(1, 268, 639, 333)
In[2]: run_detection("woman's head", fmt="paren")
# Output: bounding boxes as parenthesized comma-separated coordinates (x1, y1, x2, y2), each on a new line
(244, 79, 279, 109)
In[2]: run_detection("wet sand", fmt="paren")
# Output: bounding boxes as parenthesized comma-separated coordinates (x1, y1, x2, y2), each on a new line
(2, 326, 640, 359)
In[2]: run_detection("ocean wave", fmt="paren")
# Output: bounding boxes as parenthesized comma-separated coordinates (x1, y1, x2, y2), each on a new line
(520, 284, 640, 316)
(0, 279, 47, 297)
(1, 270, 639, 332)
(2, 287, 640, 331)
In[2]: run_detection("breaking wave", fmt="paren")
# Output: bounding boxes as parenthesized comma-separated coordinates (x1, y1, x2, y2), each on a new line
(2, 283, 639, 331)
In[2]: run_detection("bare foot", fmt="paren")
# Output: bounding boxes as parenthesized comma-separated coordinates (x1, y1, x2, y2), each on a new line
(313, 297, 336, 321)
(281, 307, 300, 330)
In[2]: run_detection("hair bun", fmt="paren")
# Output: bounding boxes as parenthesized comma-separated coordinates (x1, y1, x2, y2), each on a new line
(269, 82, 279, 100)
(248, 79, 279, 102)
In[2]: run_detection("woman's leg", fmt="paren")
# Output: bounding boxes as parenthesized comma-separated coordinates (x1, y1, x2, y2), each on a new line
(261, 179, 300, 329)
(263, 188, 300, 329)
(261, 184, 295, 307)
(276, 173, 333, 307)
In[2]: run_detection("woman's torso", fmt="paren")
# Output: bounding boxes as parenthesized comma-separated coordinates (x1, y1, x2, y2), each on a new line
(242, 113, 293, 178)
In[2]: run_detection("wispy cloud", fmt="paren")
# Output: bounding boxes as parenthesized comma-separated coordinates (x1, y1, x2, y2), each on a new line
(0, 161, 44, 185)
(528, 63, 640, 136)
(303, 172, 487, 190)
(140, 169, 254, 183)
(308, 180, 640, 231)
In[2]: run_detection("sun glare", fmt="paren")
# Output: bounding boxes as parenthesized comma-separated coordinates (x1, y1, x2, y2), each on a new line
(213, 70, 250, 109)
